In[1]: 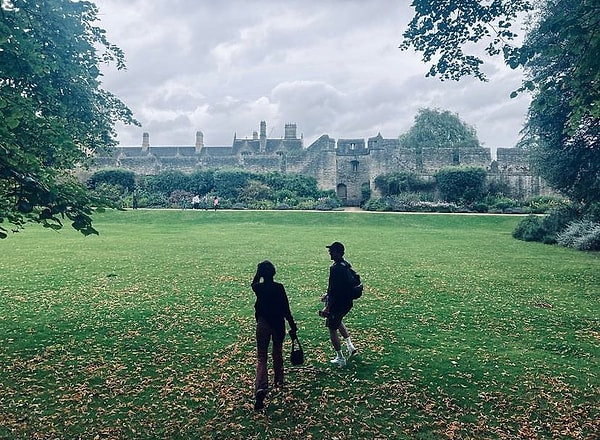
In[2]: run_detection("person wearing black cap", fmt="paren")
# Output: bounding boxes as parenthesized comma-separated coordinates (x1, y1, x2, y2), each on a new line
(322, 241, 358, 367)
(251, 260, 298, 410)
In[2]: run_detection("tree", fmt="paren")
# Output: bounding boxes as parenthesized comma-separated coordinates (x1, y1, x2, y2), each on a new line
(400, 0, 599, 208)
(400, 108, 480, 149)
(520, 0, 599, 206)
(0, 0, 138, 239)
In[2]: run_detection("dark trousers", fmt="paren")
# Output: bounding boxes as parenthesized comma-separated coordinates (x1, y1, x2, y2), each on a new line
(255, 318, 284, 393)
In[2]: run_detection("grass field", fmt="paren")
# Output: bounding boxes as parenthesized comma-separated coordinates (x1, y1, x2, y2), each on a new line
(1, 209, 598, 439)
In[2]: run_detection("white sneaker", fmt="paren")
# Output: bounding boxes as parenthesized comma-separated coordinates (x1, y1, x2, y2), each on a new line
(347, 347, 357, 358)
(330, 357, 346, 367)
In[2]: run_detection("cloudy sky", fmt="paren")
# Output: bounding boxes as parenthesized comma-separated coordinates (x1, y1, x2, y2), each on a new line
(94, 0, 530, 150)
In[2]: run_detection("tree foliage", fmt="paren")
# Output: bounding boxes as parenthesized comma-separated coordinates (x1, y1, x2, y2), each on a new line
(435, 166, 487, 203)
(374, 172, 433, 196)
(401, 0, 600, 209)
(140, 170, 190, 196)
(189, 170, 215, 196)
(520, 0, 600, 206)
(400, 0, 532, 81)
(87, 169, 135, 192)
(400, 108, 480, 149)
(0, 0, 138, 239)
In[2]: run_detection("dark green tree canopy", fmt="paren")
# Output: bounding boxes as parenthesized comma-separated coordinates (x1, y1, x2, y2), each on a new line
(401, 0, 599, 208)
(400, 0, 532, 81)
(0, 0, 138, 239)
(400, 108, 480, 149)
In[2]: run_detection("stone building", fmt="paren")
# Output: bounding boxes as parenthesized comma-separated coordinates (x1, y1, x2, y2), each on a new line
(93, 121, 554, 206)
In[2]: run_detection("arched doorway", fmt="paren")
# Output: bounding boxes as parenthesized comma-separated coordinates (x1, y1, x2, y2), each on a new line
(336, 183, 347, 204)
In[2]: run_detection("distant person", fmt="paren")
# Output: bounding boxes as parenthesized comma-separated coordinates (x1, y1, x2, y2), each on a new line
(321, 241, 357, 367)
(132, 191, 138, 210)
(203, 194, 209, 210)
(192, 195, 200, 210)
(213, 196, 219, 211)
(251, 260, 298, 411)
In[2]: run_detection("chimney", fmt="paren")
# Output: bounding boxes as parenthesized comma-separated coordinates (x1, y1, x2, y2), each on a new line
(142, 132, 150, 151)
(195, 131, 204, 152)
(260, 121, 266, 139)
(259, 121, 267, 152)
(284, 123, 297, 140)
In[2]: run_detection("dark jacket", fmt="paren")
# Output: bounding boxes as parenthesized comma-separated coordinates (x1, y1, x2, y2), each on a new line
(327, 259, 354, 312)
(252, 279, 296, 337)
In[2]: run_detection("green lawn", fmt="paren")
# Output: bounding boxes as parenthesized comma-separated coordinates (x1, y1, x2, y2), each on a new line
(1, 210, 598, 439)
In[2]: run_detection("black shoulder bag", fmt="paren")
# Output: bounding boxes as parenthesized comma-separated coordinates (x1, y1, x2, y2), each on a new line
(290, 336, 304, 366)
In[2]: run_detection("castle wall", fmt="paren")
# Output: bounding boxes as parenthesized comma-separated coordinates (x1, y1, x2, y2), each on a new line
(421, 148, 455, 173)
(488, 148, 556, 198)
(92, 125, 555, 205)
(241, 155, 284, 173)
(294, 135, 337, 190)
(459, 148, 492, 166)
(496, 147, 530, 173)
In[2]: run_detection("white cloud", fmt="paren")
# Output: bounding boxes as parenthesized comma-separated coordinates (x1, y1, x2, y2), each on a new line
(96, 0, 530, 148)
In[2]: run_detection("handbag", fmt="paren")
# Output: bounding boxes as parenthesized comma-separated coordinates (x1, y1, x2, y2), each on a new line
(290, 336, 304, 366)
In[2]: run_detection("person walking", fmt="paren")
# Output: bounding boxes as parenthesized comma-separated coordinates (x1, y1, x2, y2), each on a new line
(213, 196, 219, 211)
(321, 241, 357, 367)
(192, 194, 200, 209)
(251, 260, 298, 411)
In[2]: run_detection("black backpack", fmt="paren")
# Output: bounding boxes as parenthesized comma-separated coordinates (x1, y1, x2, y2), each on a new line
(343, 262, 363, 299)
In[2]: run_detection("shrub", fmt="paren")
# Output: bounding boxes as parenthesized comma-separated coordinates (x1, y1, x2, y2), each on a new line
(189, 170, 215, 195)
(435, 166, 487, 204)
(213, 169, 252, 200)
(557, 220, 600, 251)
(240, 180, 272, 203)
(512, 215, 547, 242)
(142, 192, 169, 208)
(169, 190, 194, 208)
(428, 202, 457, 213)
(540, 204, 580, 243)
(273, 189, 297, 204)
(363, 198, 390, 211)
(247, 200, 274, 210)
(526, 196, 570, 214)
(87, 169, 135, 192)
(471, 203, 489, 213)
(140, 170, 190, 196)
(584, 202, 600, 222)
(483, 195, 520, 213)
(296, 199, 318, 210)
(88, 183, 124, 207)
(374, 172, 433, 196)
(316, 197, 342, 211)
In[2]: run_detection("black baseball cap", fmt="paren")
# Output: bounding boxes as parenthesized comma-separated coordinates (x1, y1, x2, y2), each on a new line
(326, 241, 345, 253)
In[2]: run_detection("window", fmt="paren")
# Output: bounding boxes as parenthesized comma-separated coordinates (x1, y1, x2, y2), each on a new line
(351, 160, 359, 172)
